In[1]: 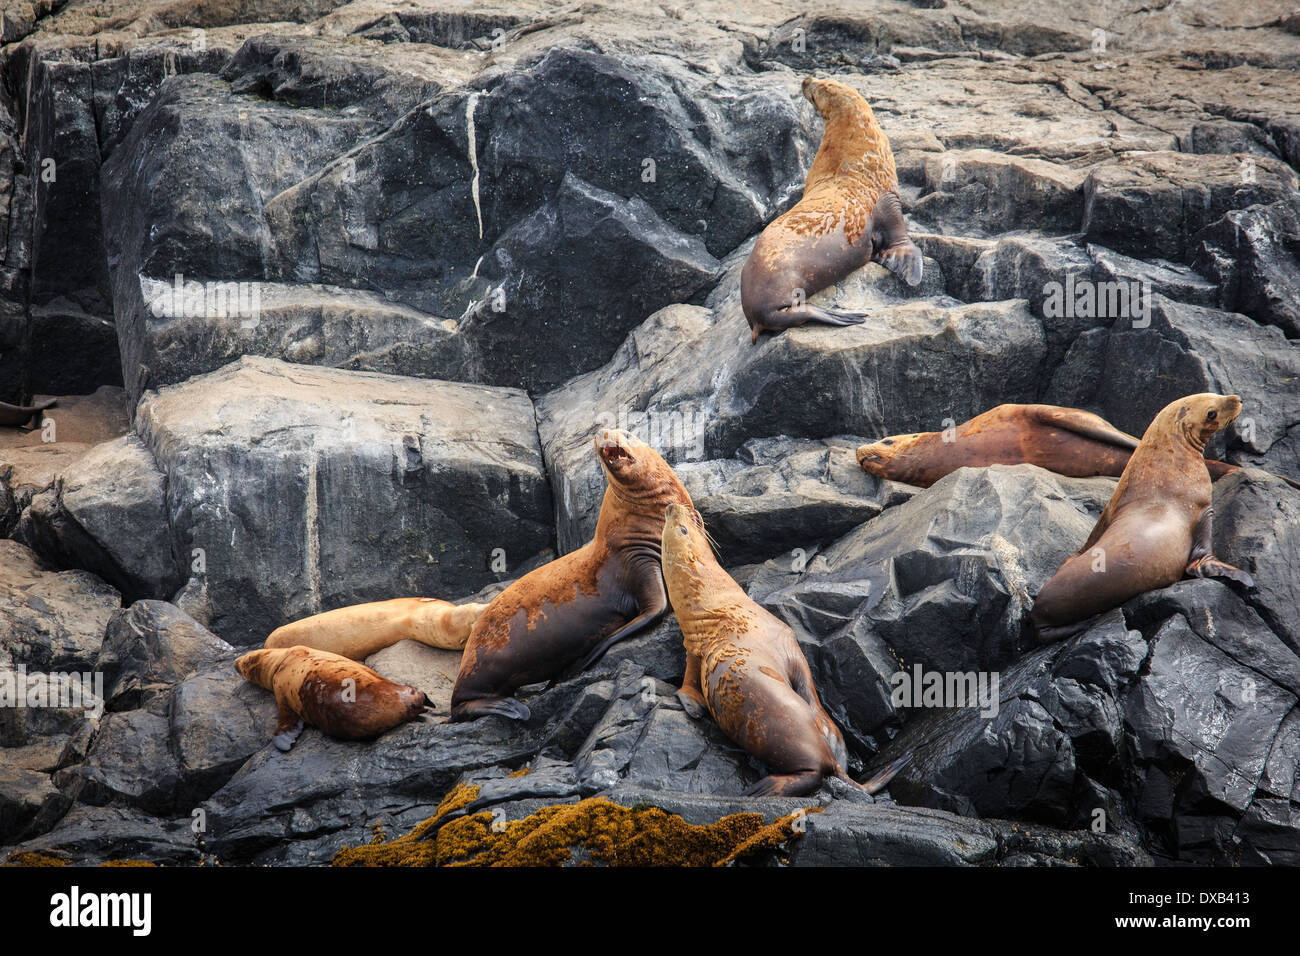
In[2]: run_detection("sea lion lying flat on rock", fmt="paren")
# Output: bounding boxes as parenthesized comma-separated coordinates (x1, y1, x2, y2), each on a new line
(235, 645, 429, 751)
(740, 76, 922, 344)
(265, 598, 488, 658)
(1030, 393, 1255, 643)
(662, 503, 909, 797)
(856, 403, 1300, 489)
(0, 399, 56, 428)
(450, 429, 694, 723)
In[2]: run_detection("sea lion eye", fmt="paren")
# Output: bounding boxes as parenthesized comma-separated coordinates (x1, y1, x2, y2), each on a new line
(679, 525, 689, 535)
(883, 439, 893, 445)
(1206, 409, 1217, 421)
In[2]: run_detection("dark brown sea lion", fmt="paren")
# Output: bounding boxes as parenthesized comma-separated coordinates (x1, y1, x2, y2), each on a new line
(450, 429, 693, 723)
(1030, 393, 1254, 642)
(235, 645, 429, 751)
(265, 598, 489, 657)
(740, 76, 921, 344)
(855, 403, 1297, 488)
(662, 503, 908, 797)
(0, 399, 56, 428)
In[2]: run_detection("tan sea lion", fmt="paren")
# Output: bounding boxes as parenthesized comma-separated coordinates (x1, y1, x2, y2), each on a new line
(265, 598, 488, 658)
(0, 399, 56, 428)
(740, 76, 921, 344)
(855, 403, 1297, 488)
(450, 429, 694, 722)
(1030, 393, 1255, 642)
(235, 645, 429, 751)
(663, 503, 909, 797)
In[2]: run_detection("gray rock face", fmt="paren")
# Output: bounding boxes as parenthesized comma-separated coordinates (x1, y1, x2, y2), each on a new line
(1046, 296, 1300, 475)
(536, 260, 1033, 551)
(135, 357, 553, 646)
(0, 540, 120, 671)
(20, 435, 181, 601)
(1193, 200, 1300, 339)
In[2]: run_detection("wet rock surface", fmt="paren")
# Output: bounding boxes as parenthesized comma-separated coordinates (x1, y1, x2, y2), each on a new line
(2, 0, 1299, 865)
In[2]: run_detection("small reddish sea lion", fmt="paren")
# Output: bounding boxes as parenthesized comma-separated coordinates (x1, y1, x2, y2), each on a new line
(450, 429, 693, 722)
(740, 76, 921, 344)
(1030, 393, 1255, 642)
(855, 403, 1298, 489)
(265, 598, 488, 658)
(0, 398, 56, 428)
(235, 645, 429, 751)
(662, 503, 908, 797)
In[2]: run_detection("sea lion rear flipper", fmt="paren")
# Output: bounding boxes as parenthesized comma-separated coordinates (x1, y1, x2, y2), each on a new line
(797, 305, 870, 327)
(1033, 407, 1140, 451)
(855, 750, 913, 795)
(742, 771, 824, 797)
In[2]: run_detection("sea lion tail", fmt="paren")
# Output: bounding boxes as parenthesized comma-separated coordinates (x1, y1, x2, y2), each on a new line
(848, 750, 913, 795)
(876, 240, 923, 287)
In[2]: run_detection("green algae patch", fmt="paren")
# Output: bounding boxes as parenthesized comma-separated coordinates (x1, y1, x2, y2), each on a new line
(332, 794, 818, 867)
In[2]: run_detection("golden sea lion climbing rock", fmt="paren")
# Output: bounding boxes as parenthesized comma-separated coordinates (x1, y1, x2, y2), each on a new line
(662, 503, 908, 796)
(740, 76, 921, 343)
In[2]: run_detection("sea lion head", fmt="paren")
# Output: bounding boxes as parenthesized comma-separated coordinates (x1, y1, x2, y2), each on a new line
(856, 432, 927, 480)
(801, 76, 874, 123)
(234, 647, 283, 689)
(1160, 393, 1242, 450)
(594, 428, 692, 512)
(661, 503, 710, 574)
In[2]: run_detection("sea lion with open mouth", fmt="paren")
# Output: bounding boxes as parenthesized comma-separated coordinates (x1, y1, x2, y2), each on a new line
(450, 429, 693, 722)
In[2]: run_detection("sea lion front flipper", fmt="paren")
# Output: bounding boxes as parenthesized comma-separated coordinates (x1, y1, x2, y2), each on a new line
(875, 241, 923, 286)
(676, 652, 707, 719)
(272, 700, 305, 752)
(1185, 508, 1254, 588)
(571, 572, 670, 674)
(1033, 407, 1140, 450)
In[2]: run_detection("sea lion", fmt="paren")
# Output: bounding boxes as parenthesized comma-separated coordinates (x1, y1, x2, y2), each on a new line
(1030, 393, 1255, 642)
(740, 76, 922, 344)
(265, 598, 488, 658)
(0, 399, 56, 428)
(235, 645, 429, 751)
(450, 428, 693, 723)
(662, 503, 908, 797)
(855, 403, 1296, 488)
